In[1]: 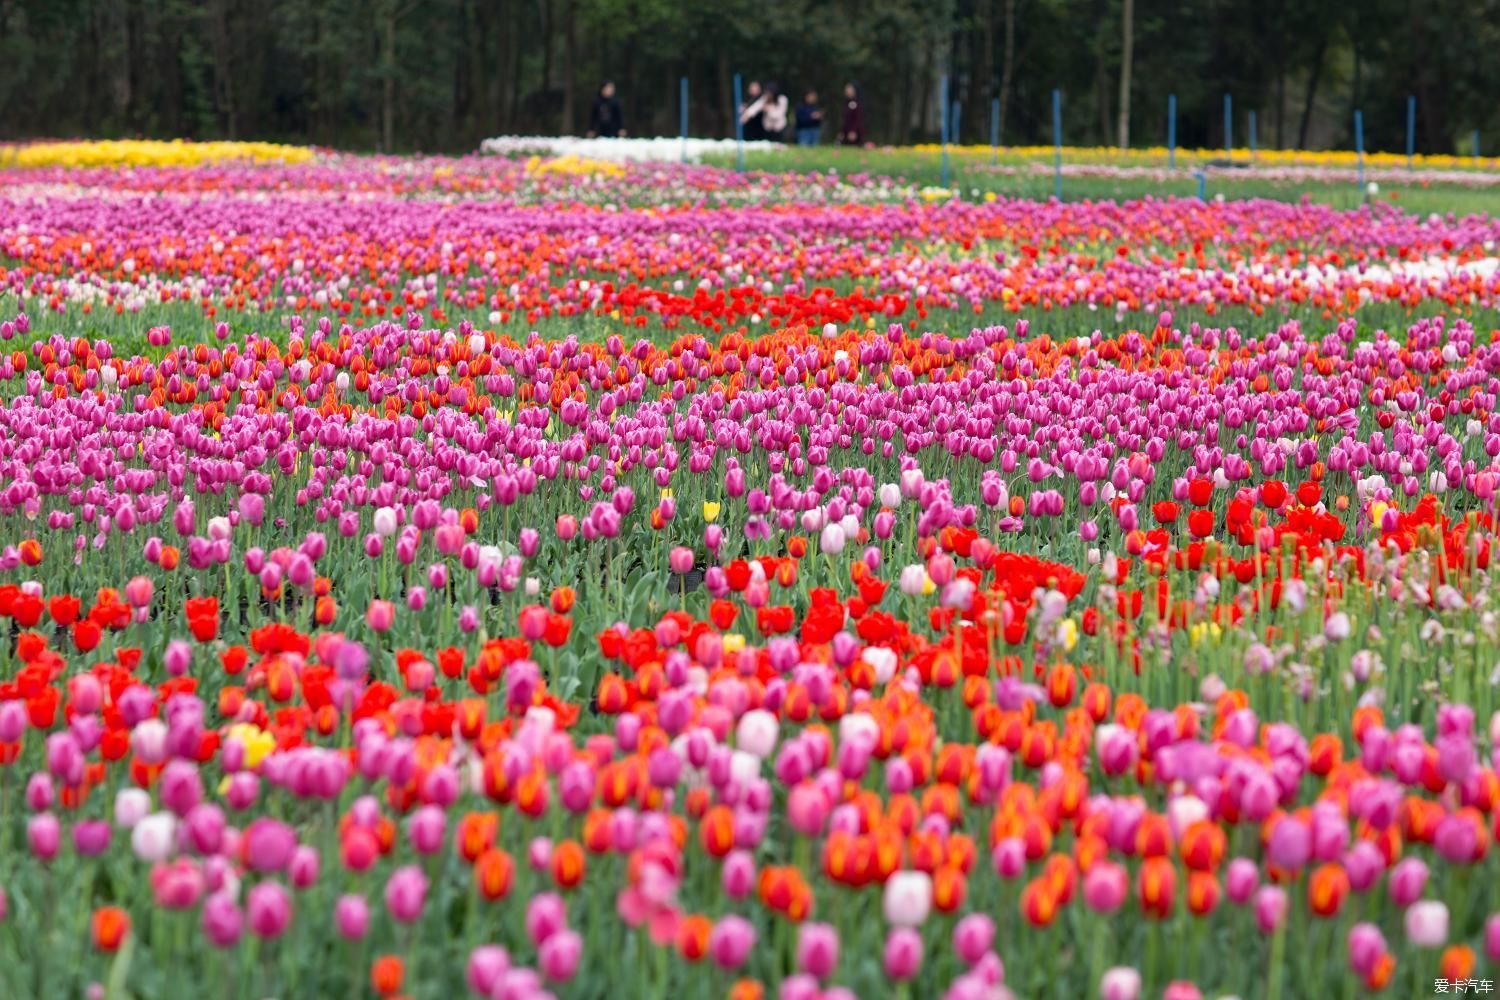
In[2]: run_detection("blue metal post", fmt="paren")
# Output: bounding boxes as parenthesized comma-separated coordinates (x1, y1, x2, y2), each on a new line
(1406, 96, 1416, 170)
(1223, 93, 1232, 157)
(1354, 110, 1365, 187)
(1052, 89, 1063, 199)
(733, 73, 744, 172)
(990, 98, 1000, 165)
(1168, 93, 1177, 168)
(939, 74, 951, 188)
(1195, 170, 1206, 200)
(679, 77, 689, 163)
(1249, 110, 1257, 157)
(952, 101, 962, 147)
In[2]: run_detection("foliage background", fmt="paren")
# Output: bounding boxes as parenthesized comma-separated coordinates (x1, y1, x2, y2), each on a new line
(0, 0, 1498, 154)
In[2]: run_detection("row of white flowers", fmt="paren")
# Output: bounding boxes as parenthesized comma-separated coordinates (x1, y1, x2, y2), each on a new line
(478, 136, 786, 163)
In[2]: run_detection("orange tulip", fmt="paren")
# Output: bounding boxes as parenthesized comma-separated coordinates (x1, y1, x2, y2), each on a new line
(551, 840, 586, 890)
(457, 812, 499, 863)
(1440, 944, 1475, 983)
(729, 980, 766, 1000)
(371, 956, 404, 996)
(1019, 877, 1058, 927)
(91, 905, 131, 952)
(1307, 862, 1349, 917)
(475, 848, 514, 901)
(1179, 820, 1226, 872)
(676, 914, 712, 961)
(1137, 856, 1176, 920)
(1186, 870, 1221, 915)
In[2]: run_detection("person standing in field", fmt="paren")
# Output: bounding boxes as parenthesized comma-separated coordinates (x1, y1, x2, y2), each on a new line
(795, 91, 823, 146)
(742, 82, 788, 142)
(759, 83, 789, 141)
(588, 82, 626, 138)
(739, 80, 766, 142)
(840, 82, 865, 145)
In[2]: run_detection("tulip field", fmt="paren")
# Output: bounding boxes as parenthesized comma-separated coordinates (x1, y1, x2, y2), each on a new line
(5, 140, 1500, 1000)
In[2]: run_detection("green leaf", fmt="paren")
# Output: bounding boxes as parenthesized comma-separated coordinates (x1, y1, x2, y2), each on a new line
(105, 931, 135, 1000)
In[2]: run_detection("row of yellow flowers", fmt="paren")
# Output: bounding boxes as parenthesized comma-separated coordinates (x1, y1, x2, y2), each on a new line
(522, 154, 626, 178)
(907, 143, 1499, 171)
(0, 139, 316, 169)
(3, 137, 1494, 174)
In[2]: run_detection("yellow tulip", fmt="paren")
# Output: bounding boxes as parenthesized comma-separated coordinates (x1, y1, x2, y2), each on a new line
(2, 139, 313, 169)
(1189, 622, 1223, 647)
(1058, 618, 1079, 652)
(226, 723, 276, 770)
(702, 501, 721, 523)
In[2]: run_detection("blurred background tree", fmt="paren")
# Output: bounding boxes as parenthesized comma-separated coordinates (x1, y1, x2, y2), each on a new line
(1, 0, 1498, 153)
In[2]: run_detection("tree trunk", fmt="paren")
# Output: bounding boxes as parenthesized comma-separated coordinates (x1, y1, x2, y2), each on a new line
(619, 6, 635, 133)
(560, 0, 576, 133)
(976, 0, 995, 142)
(540, 0, 553, 112)
(892, 52, 910, 142)
(997, 0, 1015, 143)
(1094, 29, 1112, 147)
(210, 0, 237, 139)
(508, 0, 523, 129)
(1295, 35, 1325, 150)
(1274, 65, 1285, 148)
(716, 49, 731, 137)
(117, 0, 135, 128)
(1116, 0, 1132, 148)
(382, 7, 397, 151)
(1350, 39, 1362, 116)
(916, 38, 934, 138)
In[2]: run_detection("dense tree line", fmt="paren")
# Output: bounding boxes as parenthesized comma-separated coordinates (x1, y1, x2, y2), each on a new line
(1, 0, 1497, 154)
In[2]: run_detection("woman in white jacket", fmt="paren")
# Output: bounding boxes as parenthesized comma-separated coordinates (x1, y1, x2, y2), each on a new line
(740, 83, 789, 142)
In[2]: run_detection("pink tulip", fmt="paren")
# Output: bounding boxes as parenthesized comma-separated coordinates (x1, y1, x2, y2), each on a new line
(526, 892, 567, 946)
(383, 865, 428, 923)
(1100, 967, 1142, 1000)
(708, 915, 755, 970)
(722, 849, 756, 899)
(1253, 885, 1288, 934)
(952, 913, 995, 966)
(201, 892, 244, 948)
(1083, 860, 1129, 914)
(124, 575, 154, 609)
(466, 946, 511, 995)
(1387, 857, 1428, 907)
(27, 812, 60, 861)
(242, 818, 297, 873)
(246, 880, 291, 939)
(334, 894, 369, 940)
(883, 928, 924, 981)
(538, 928, 582, 982)
(365, 599, 395, 632)
(1405, 900, 1449, 948)
(797, 922, 840, 979)
(151, 859, 206, 909)
(1225, 857, 1259, 904)
(1347, 922, 1386, 976)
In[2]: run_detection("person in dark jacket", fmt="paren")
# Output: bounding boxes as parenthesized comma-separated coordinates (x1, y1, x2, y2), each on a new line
(739, 80, 765, 142)
(795, 91, 823, 146)
(588, 82, 625, 138)
(839, 82, 865, 146)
